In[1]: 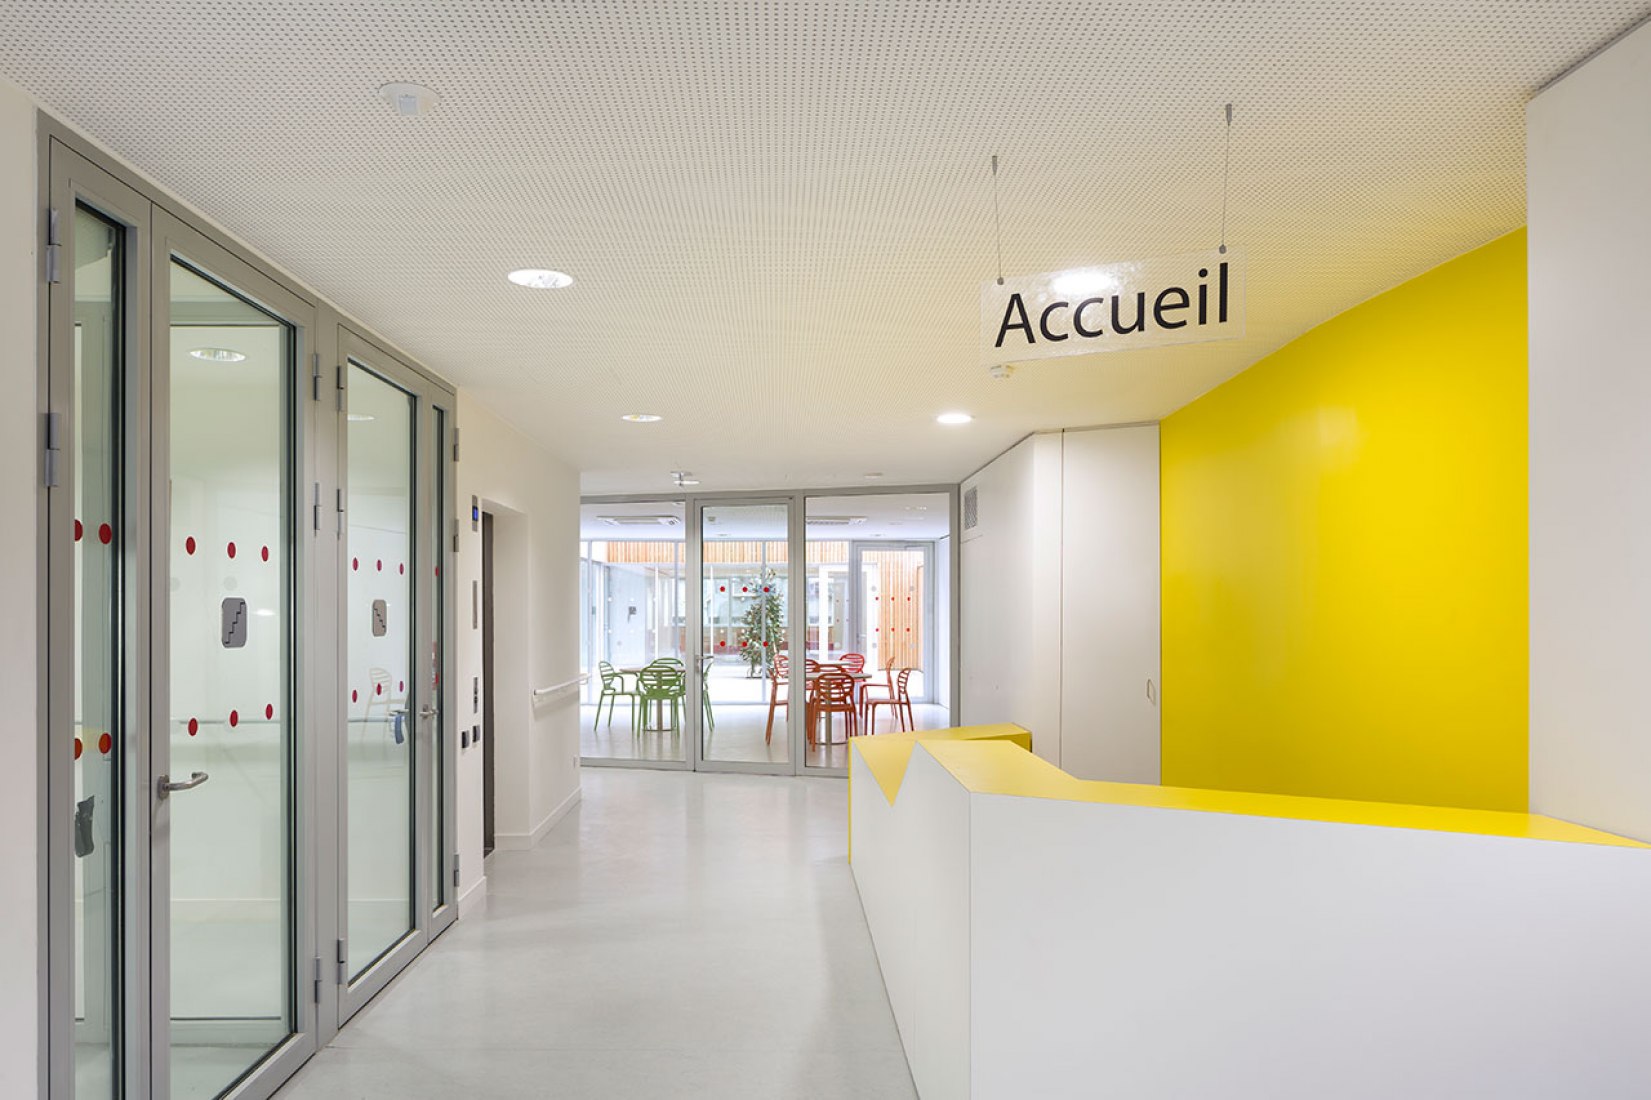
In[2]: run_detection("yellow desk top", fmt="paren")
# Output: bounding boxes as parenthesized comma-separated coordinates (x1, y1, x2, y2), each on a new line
(852, 729, 1646, 850)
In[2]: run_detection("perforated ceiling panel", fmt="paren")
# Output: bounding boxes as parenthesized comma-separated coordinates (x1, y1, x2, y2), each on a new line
(4, 2, 1644, 492)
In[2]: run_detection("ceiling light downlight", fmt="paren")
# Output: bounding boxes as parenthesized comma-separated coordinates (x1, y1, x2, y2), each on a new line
(189, 347, 246, 363)
(936, 412, 973, 426)
(508, 268, 574, 289)
(621, 413, 663, 423)
(379, 82, 441, 117)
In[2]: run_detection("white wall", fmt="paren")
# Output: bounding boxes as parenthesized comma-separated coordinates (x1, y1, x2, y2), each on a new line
(1058, 426, 1160, 783)
(960, 436, 1063, 760)
(959, 427, 1160, 778)
(0, 78, 38, 1098)
(453, 394, 581, 905)
(1528, 19, 1651, 841)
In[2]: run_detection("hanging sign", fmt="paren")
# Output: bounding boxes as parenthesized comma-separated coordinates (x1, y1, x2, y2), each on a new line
(981, 249, 1244, 365)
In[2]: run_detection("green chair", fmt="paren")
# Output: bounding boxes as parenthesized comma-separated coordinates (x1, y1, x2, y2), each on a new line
(636, 663, 687, 733)
(700, 655, 716, 732)
(594, 661, 639, 731)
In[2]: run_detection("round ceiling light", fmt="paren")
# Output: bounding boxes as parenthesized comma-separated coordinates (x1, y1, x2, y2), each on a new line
(189, 347, 246, 363)
(508, 268, 574, 289)
(621, 413, 663, 423)
(379, 82, 441, 117)
(863, 472, 885, 479)
(936, 412, 973, 426)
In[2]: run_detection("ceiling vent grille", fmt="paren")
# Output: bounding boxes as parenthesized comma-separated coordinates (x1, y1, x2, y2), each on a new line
(598, 515, 681, 528)
(963, 487, 979, 531)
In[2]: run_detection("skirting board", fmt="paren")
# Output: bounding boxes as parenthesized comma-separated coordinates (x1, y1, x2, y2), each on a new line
(457, 875, 488, 918)
(492, 784, 582, 850)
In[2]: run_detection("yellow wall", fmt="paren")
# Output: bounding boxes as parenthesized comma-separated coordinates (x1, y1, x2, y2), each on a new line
(1160, 231, 1527, 811)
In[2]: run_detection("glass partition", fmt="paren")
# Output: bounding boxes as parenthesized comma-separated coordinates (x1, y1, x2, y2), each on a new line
(701, 502, 793, 766)
(579, 501, 688, 762)
(803, 493, 953, 769)
(166, 259, 296, 1098)
(72, 206, 124, 1098)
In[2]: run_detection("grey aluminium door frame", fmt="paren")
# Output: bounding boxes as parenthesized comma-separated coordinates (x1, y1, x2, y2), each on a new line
(41, 135, 154, 1100)
(149, 205, 322, 1100)
(847, 540, 937, 705)
(330, 326, 457, 1025)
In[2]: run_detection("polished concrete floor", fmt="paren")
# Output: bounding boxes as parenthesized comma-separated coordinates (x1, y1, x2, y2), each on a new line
(277, 768, 916, 1099)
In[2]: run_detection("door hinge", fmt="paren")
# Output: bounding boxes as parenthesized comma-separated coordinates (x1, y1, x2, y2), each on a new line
(311, 353, 322, 401)
(43, 411, 63, 489)
(336, 938, 348, 985)
(452, 427, 460, 463)
(452, 517, 460, 554)
(336, 487, 345, 539)
(453, 852, 460, 890)
(335, 364, 346, 412)
(312, 956, 323, 1003)
(312, 482, 321, 532)
(44, 207, 61, 284)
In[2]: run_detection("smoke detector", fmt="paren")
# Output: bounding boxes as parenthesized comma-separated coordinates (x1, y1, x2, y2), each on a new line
(379, 82, 441, 117)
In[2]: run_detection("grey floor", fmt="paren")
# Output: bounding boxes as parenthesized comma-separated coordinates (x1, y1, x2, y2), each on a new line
(277, 768, 916, 1099)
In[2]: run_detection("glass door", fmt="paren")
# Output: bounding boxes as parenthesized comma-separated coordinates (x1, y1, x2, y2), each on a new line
(153, 211, 317, 1100)
(693, 500, 798, 771)
(336, 330, 453, 1021)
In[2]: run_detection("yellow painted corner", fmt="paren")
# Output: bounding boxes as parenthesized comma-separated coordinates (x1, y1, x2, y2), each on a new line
(850, 724, 1033, 805)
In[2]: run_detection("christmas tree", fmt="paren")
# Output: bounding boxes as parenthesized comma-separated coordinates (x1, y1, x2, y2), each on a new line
(737, 569, 784, 677)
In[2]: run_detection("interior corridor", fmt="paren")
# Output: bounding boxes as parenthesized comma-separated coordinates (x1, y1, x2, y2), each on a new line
(276, 769, 915, 1099)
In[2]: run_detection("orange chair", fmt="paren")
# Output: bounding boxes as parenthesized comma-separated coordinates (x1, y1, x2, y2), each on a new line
(865, 668, 916, 734)
(812, 668, 859, 744)
(764, 652, 791, 744)
(839, 652, 866, 674)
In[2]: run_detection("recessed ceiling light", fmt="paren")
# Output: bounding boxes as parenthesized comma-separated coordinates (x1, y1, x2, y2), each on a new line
(347, 413, 375, 423)
(621, 413, 663, 423)
(508, 268, 574, 289)
(671, 470, 701, 487)
(190, 347, 246, 363)
(936, 412, 973, 426)
(863, 472, 885, 479)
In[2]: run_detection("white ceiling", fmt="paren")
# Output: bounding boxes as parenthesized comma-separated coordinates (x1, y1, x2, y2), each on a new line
(7, 2, 1645, 494)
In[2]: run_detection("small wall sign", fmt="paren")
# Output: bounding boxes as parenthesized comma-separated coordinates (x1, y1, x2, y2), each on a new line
(371, 599, 388, 638)
(221, 598, 248, 649)
(981, 249, 1244, 366)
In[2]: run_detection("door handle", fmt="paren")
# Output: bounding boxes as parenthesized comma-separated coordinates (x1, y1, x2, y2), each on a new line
(419, 705, 438, 720)
(157, 771, 209, 797)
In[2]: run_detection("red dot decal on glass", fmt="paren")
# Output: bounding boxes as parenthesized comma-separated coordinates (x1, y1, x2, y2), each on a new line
(376, 684, 383, 695)
(376, 560, 383, 572)
(718, 641, 726, 647)
(98, 733, 112, 755)
(719, 586, 726, 592)
(351, 690, 359, 703)
(227, 542, 237, 559)
(74, 520, 83, 542)
(261, 546, 270, 562)
(228, 710, 239, 728)
(352, 557, 359, 571)
(398, 680, 405, 693)
(98, 523, 113, 545)
(185, 536, 196, 555)
(265, 704, 274, 720)
(74, 738, 83, 760)
(434, 566, 440, 577)
(762, 587, 770, 593)
(399, 563, 405, 575)
(187, 718, 198, 736)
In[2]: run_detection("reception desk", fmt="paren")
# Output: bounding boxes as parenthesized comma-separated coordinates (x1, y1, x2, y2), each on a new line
(850, 726, 1651, 1099)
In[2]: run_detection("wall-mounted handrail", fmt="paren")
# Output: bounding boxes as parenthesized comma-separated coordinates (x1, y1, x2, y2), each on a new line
(532, 673, 589, 700)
